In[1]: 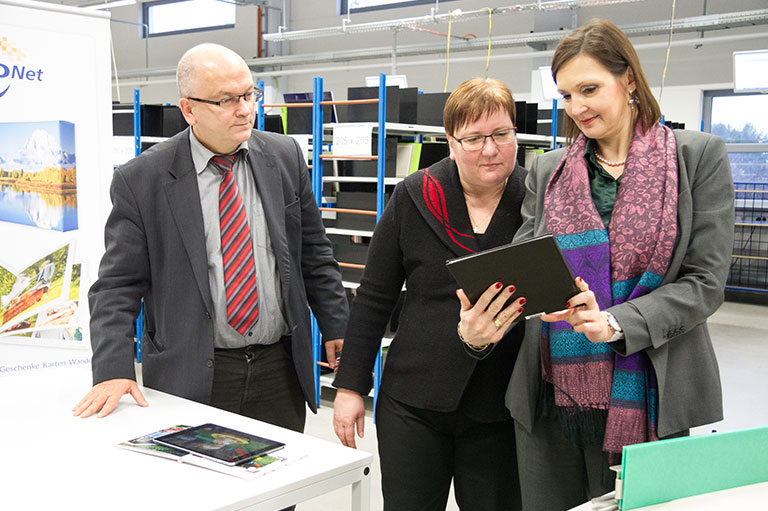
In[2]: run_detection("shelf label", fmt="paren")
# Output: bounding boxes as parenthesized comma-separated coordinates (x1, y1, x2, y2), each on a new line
(112, 137, 136, 166)
(288, 134, 311, 166)
(332, 124, 372, 157)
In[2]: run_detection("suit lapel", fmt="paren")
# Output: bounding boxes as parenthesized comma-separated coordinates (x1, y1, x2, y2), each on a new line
(164, 130, 214, 316)
(246, 133, 291, 300)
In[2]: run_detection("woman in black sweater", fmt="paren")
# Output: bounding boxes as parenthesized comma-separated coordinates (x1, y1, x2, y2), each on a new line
(333, 78, 527, 511)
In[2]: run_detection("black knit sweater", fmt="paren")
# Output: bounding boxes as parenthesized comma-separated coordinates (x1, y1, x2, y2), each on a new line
(333, 157, 527, 422)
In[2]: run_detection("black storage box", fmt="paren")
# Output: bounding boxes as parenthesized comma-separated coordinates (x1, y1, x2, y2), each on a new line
(335, 191, 390, 231)
(285, 104, 313, 135)
(331, 235, 369, 283)
(341, 266, 364, 283)
(416, 92, 450, 127)
(418, 142, 449, 170)
(262, 114, 284, 134)
(515, 101, 527, 133)
(525, 103, 538, 135)
(112, 104, 165, 137)
(284, 91, 335, 134)
(347, 86, 401, 123)
(398, 87, 418, 124)
(331, 234, 370, 266)
(162, 105, 189, 137)
(514, 101, 538, 135)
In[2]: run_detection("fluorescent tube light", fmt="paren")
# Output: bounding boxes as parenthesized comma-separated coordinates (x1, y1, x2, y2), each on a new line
(82, 0, 136, 10)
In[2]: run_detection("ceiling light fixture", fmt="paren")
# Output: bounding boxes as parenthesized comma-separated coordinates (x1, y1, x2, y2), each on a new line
(81, 0, 136, 10)
(263, 0, 645, 42)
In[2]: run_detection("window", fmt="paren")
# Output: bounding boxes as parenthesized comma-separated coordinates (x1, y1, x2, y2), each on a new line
(704, 90, 768, 292)
(143, 0, 235, 38)
(338, 0, 457, 14)
(704, 90, 768, 183)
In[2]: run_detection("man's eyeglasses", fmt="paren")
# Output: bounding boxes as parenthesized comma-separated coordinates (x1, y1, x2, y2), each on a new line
(453, 127, 517, 152)
(187, 88, 263, 109)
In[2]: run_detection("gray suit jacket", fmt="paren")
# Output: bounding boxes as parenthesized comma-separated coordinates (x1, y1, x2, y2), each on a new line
(506, 130, 734, 437)
(89, 129, 348, 413)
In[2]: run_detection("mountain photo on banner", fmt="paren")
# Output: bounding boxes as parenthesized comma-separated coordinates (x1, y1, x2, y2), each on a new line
(0, 121, 77, 232)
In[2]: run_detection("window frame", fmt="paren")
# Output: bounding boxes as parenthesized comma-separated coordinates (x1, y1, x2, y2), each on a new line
(337, 0, 458, 15)
(704, 89, 768, 294)
(703, 89, 768, 178)
(703, 89, 768, 145)
(142, 0, 236, 38)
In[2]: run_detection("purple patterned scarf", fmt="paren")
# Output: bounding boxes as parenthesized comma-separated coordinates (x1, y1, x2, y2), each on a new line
(541, 121, 678, 460)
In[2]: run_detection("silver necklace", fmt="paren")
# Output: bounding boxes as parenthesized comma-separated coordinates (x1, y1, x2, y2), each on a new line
(467, 208, 494, 234)
(464, 185, 506, 234)
(595, 151, 626, 167)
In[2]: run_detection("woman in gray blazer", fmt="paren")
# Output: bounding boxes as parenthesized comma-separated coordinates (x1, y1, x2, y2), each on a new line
(459, 19, 734, 511)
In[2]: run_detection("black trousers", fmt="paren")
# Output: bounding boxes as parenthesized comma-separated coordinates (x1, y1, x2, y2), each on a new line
(375, 391, 521, 511)
(210, 337, 306, 433)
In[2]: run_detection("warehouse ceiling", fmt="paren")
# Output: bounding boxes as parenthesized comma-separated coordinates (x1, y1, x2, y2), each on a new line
(27, 0, 768, 85)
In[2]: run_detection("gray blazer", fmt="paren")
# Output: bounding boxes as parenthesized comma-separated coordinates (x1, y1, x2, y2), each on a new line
(506, 130, 734, 437)
(89, 129, 348, 413)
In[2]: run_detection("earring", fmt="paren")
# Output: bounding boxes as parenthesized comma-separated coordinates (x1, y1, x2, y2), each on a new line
(628, 97, 635, 105)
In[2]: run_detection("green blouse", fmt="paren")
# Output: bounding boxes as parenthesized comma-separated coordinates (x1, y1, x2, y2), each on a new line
(585, 138, 623, 228)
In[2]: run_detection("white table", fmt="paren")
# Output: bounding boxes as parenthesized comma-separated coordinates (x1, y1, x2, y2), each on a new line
(0, 362, 372, 511)
(569, 481, 768, 510)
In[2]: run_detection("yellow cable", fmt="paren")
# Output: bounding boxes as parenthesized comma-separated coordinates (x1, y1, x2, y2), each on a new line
(659, 0, 676, 105)
(485, 8, 493, 79)
(443, 13, 453, 93)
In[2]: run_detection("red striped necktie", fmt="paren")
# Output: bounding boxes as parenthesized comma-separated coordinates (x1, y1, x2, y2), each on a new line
(211, 153, 259, 335)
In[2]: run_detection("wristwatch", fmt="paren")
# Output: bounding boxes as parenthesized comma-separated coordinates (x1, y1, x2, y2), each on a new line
(604, 311, 625, 343)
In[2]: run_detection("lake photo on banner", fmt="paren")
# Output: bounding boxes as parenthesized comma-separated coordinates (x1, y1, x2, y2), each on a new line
(0, 185, 77, 231)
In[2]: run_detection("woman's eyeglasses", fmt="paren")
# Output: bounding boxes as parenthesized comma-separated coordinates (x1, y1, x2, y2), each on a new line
(453, 127, 517, 152)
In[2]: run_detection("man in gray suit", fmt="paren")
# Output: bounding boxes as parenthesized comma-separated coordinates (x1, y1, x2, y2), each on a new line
(73, 44, 348, 433)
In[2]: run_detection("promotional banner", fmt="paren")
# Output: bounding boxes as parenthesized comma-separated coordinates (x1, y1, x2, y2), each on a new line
(0, 1, 112, 350)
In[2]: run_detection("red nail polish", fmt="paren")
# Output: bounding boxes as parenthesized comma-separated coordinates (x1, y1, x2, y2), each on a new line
(508, 286, 516, 293)
(566, 302, 571, 308)
(520, 298, 527, 305)
(496, 282, 502, 289)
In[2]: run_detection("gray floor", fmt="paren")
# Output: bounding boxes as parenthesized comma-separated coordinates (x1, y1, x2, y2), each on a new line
(299, 301, 768, 510)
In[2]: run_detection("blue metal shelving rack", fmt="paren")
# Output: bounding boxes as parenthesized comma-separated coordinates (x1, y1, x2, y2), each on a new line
(133, 88, 143, 363)
(257, 75, 390, 410)
(309, 73, 388, 411)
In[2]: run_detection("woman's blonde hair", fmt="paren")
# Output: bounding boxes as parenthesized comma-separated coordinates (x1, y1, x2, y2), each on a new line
(551, 19, 661, 142)
(443, 78, 516, 137)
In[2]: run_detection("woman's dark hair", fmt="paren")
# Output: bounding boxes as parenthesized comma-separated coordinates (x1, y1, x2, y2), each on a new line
(551, 18, 661, 142)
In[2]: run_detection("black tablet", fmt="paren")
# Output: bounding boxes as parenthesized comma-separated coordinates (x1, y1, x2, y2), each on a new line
(152, 423, 285, 466)
(446, 234, 580, 319)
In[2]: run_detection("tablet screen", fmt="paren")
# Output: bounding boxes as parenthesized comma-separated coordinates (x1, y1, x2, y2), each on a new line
(152, 423, 285, 466)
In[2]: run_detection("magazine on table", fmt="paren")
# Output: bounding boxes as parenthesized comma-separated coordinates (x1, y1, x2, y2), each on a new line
(118, 425, 305, 480)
